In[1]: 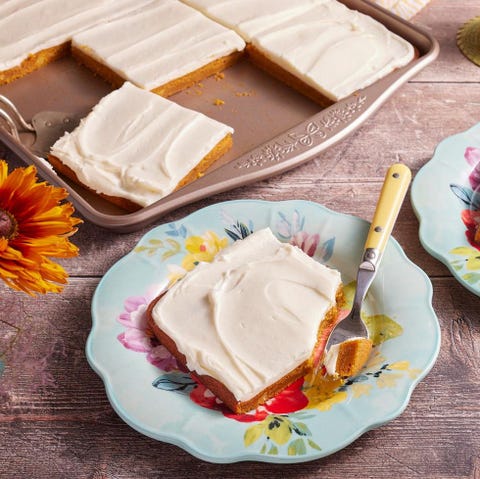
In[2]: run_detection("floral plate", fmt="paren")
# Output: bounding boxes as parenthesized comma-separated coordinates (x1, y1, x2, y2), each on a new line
(411, 122, 480, 296)
(87, 199, 440, 463)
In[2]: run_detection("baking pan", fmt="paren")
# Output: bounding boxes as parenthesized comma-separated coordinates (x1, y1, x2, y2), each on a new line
(0, 0, 439, 232)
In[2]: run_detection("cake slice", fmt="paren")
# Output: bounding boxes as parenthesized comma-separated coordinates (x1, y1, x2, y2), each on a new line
(147, 228, 344, 414)
(324, 337, 373, 378)
(182, 0, 415, 105)
(0, 0, 141, 84)
(71, 0, 246, 96)
(48, 82, 233, 210)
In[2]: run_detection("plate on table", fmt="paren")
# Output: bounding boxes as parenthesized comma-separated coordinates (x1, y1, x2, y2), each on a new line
(411, 122, 480, 296)
(87, 199, 440, 463)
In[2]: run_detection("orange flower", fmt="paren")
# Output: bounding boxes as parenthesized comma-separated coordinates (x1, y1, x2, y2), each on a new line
(0, 160, 82, 295)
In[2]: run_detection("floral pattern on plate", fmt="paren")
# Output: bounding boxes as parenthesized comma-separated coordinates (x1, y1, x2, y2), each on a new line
(88, 199, 440, 463)
(411, 122, 480, 295)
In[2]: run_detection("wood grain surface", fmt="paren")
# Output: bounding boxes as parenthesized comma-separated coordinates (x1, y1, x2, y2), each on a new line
(1, 1, 479, 477)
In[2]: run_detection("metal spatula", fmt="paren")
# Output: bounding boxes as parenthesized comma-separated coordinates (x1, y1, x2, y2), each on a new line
(323, 163, 412, 378)
(0, 94, 81, 158)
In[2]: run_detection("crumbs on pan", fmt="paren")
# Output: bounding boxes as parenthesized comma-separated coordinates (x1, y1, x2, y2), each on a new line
(235, 90, 256, 97)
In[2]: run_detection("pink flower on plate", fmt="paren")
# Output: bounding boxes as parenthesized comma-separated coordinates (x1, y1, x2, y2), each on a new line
(290, 231, 320, 257)
(117, 283, 179, 371)
(147, 345, 180, 371)
(465, 147, 480, 190)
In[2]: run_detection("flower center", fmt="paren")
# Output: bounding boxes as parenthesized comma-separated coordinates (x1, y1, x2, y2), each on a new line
(0, 208, 18, 240)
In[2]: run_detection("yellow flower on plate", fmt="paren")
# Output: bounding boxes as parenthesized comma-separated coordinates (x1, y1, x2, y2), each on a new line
(389, 360, 421, 379)
(376, 372, 403, 389)
(303, 373, 347, 411)
(350, 382, 373, 398)
(181, 231, 228, 271)
(450, 246, 480, 271)
(0, 160, 81, 295)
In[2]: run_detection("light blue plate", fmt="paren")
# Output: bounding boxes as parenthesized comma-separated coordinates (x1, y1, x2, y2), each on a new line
(411, 122, 480, 296)
(87, 199, 440, 463)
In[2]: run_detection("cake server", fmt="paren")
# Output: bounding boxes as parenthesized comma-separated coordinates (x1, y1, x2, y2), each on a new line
(0, 95, 81, 158)
(323, 163, 412, 378)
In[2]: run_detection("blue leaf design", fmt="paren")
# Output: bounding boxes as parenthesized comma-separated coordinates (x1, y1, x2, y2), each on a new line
(179, 225, 187, 238)
(225, 221, 253, 242)
(321, 237, 335, 262)
(450, 184, 475, 207)
(225, 228, 242, 242)
(152, 372, 196, 395)
(239, 222, 252, 239)
(165, 222, 188, 238)
(298, 211, 305, 232)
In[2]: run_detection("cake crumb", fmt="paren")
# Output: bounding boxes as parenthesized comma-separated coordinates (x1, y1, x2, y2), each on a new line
(235, 90, 255, 97)
(213, 98, 225, 106)
(214, 72, 225, 81)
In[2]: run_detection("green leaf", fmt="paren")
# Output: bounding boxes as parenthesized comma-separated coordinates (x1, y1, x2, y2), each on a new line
(363, 313, 403, 346)
(288, 438, 307, 456)
(244, 423, 264, 447)
(307, 439, 322, 451)
(260, 443, 267, 454)
(451, 246, 477, 256)
(162, 250, 177, 261)
(268, 445, 278, 455)
(292, 421, 311, 437)
(464, 272, 480, 284)
(149, 239, 164, 246)
(166, 238, 180, 249)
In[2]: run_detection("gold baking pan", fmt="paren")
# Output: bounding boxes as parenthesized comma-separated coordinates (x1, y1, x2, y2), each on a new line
(0, 0, 439, 232)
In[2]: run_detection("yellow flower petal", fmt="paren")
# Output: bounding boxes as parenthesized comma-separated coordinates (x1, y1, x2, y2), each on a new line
(376, 372, 403, 388)
(388, 360, 410, 371)
(0, 160, 81, 295)
(350, 382, 373, 398)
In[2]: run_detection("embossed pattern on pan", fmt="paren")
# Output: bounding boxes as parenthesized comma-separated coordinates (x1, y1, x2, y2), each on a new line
(0, 0, 439, 232)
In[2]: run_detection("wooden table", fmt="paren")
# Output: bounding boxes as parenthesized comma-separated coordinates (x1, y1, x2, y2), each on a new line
(1, 1, 479, 477)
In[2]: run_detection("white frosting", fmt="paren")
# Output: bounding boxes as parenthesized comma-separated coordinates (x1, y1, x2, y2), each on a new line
(71, 0, 245, 91)
(181, 0, 323, 42)
(182, 0, 415, 101)
(50, 82, 233, 207)
(0, 0, 142, 71)
(152, 228, 342, 403)
(323, 342, 341, 376)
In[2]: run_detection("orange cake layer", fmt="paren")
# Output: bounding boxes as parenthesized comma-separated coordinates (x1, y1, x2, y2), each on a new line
(148, 287, 343, 414)
(48, 133, 231, 212)
(246, 45, 335, 108)
(48, 82, 234, 210)
(0, 43, 70, 85)
(72, 46, 244, 97)
(148, 228, 345, 414)
(70, 0, 246, 96)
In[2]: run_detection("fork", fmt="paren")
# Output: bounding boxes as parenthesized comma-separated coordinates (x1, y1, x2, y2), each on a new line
(323, 163, 412, 378)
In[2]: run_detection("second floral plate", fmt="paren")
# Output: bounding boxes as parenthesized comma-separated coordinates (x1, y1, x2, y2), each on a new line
(411, 122, 480, 296)
(87, 199, 440, 463)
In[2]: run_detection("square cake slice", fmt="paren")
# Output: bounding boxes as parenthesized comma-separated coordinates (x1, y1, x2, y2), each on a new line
(147, 227, 344, 414)
(182, 0, 415, 105)
(71, 0, 246, 96)
(0, 0, 141, 84)
(48, 82, 233, 210)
